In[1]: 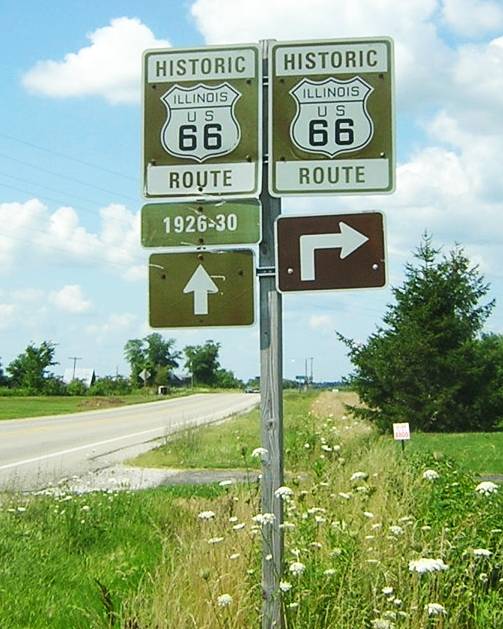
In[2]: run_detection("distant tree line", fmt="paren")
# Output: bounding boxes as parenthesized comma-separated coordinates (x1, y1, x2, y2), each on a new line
(0, 334, 243, 396)
(124, 334, 242, 389)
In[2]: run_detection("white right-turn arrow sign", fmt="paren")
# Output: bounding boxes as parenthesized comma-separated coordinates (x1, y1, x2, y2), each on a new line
(299, 222, 369, 281)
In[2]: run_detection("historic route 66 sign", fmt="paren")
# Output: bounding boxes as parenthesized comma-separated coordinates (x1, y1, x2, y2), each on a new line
(143, 45, 261, 199)
(160, 83, 241, 162)
(269, 38, 394, 196)
(290, 77, 374, 158)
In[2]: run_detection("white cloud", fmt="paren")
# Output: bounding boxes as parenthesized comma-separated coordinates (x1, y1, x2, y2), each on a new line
(450, 36, 503, 122)
(50, 285, 92, 314)
(0, 304, 16, 330)
(0, 199, 47, 268)
(22, 17, 169, 104)
(0, 198, 143, 280)
(441, 0, 503, 38)
(191, 0, 451, 109)
(309, 314, 336, 331)
(85, 313, 137, 339)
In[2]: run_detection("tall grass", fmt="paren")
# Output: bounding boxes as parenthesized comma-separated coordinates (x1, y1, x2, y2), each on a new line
(0, 393, 501, 627)
(126, 401, 502, 628)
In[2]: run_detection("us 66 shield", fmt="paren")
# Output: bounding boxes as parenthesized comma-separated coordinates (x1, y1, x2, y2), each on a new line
(143, 44, 262, 199)
(269, 38, 394, 197)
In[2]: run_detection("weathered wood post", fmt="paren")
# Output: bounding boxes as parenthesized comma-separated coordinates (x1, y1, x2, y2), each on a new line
(259, 39, 284, 629)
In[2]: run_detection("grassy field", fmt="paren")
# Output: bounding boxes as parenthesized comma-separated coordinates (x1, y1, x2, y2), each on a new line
(0, 389, 199, 421)
(1, 391, 502, 627)
(130, 390, 372, 471)
(407, 431, 503, 475)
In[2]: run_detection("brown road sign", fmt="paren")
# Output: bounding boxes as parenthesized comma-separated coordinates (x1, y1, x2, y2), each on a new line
(143, 45, 262, 199)
(269, 38, 394, 196)
(275, 212, 386, 292)
(149, 250, 255, 327)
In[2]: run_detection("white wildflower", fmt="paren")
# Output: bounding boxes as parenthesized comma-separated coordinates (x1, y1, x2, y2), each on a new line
(198, 510, 215, 520)
(232, 523, 246, 531)
(309, 542, 322, 549)
(350, 471, 368, 481)
(307, 507, 326, 515)
(423, 469, 440, 481)
(229, 553, 240, 560)
(279, 580, 292, 592)
(426, 603, 447, 616)
(289, 561, 306, 576)
(389, 525, 404, 536)
(304, 443, 310, 448)
(252, 512, 275, 525)
(229, 516, 238, 523)
(274, 486, 293, 500)
(473, 548, 492, 557)
(421, 525, 432, 531)
(393, 598, 402, 606)
(208, 537, 224, 545)
(382, 586, 394, 595)
(363, 511, 374, 519)
(475, 481, 498, 495)
(408, 558, 448, 574)
(279, 521, 296, 530)
(219, 479, 234, 487)
(371, 619, 394, 629)
(217, 593, 233, 607)
(321, 444, 332, 452)
(324, 568, 336, 576)
(288, 602, 299, 609)
(338, 492, 352, 500)
(251, 447, 268, 459)
(81, 505, 90, 512)
(266, 554, 272, 561)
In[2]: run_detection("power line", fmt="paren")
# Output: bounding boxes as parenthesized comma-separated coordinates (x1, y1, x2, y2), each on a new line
(0, 152, 138, 202)
(0, 179, 139, 227)
(0, 132, 136, 182)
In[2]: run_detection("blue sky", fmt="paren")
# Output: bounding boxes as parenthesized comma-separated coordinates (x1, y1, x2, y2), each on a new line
(1, 0, 502, 383)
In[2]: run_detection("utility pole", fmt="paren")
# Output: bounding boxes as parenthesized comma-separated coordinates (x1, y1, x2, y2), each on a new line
(68, 356, 82, 381)
(309, 357, 314, 385)
(259, 39, 284, 629)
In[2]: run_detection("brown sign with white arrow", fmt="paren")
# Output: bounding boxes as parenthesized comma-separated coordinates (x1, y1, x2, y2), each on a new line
(275, 212, 386, 292)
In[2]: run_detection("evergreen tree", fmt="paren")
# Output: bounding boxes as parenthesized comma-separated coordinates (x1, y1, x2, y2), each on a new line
(339, 235, 500, 432)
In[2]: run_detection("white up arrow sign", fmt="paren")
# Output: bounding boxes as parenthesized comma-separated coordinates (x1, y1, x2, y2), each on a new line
(299, 222, 369, 281)
(183, 264, 219, 315)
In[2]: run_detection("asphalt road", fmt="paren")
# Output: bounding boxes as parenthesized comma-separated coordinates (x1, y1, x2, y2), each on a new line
(0, 392, 260, 492)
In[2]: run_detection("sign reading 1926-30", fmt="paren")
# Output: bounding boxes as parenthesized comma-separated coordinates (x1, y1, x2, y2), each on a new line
(143, 44, 261, 199)
(269, 38, 394, 196)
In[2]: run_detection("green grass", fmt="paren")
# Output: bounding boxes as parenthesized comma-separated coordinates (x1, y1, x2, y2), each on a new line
(1, 391, 502, 627)
(405, 431, 503, 475)
(0, 390, 196, 421)
(129, 390, 328, 470)
(0, 484, 224, 628)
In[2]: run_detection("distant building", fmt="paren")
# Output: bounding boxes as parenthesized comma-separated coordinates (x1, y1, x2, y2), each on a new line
(62, 368, 96, 388)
